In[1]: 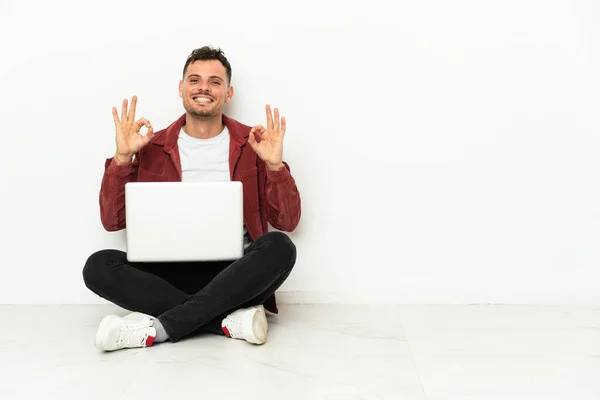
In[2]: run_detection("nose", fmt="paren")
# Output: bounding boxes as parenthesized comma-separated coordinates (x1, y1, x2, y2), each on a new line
(199, 80, 211, 92)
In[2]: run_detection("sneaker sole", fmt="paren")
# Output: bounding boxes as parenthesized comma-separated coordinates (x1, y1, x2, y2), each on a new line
(249, 306, 268, 345)
(94, 315, 118, 351)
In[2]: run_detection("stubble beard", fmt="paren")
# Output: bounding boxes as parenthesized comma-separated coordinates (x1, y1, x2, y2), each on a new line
(183, 95, 222, 120)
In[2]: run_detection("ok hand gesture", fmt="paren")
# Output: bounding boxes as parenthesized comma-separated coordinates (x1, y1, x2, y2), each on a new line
(248, 105, 286, 171)
(112, 96, 154, 165)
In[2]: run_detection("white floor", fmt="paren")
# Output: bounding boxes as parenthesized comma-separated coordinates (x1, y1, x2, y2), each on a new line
(0, 304, 599, 399)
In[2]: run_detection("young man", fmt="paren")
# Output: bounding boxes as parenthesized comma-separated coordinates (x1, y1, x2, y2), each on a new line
(83, 46, 301, 351)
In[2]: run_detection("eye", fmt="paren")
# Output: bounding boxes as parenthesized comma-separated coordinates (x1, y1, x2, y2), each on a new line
(190, 78, 198, 83)
(211, 81, 221, 85)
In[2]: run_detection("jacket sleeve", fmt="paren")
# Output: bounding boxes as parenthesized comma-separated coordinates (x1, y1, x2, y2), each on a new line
(264, 161, 301, 232)
(99, 155, 139, 231)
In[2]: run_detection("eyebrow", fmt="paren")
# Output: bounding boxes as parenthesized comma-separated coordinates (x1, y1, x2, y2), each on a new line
(187, 74, 224, 81)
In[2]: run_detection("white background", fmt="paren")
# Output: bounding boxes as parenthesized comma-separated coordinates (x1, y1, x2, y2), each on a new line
(0, 0, 599, 304)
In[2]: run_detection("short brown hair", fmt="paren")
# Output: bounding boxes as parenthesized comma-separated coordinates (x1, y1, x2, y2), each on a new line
(183, 46, 232, 84)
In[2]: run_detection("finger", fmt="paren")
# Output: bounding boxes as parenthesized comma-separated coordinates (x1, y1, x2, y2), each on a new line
(274, 107, 280, 132)
(248, 131, 259, 151)
(112, 107, 121, 127)
(250, 126, 263, 141)
(265, 104, 273, 131)
(142, 126, 155, 145)
(135, 117, 150, 127)
(281, 116, 286, 135)
(248, 126, 262, 142)
(128, 95, 137, 122)
(120, 98, 128, 123)
(135, 117, 150, 133)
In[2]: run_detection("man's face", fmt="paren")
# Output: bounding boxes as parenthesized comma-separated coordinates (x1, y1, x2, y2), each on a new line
(179, 60, 233, 119)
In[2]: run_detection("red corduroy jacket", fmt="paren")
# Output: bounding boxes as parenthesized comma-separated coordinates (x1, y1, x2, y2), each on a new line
(98, 113, 301, 313)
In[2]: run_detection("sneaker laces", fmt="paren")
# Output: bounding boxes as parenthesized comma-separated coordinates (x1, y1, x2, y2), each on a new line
(117, 320, 154, 346)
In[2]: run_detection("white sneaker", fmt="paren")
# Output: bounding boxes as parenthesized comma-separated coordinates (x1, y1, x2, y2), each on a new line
(221, 305, 268, 345)
(94, 315, 156, 352)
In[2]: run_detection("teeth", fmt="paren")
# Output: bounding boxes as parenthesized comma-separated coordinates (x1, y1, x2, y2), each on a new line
(194, 97, 212, 103)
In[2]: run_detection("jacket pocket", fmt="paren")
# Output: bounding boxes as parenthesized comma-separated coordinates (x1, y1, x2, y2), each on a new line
(138, 146, 167, 176)
(137, 167, 168, 182)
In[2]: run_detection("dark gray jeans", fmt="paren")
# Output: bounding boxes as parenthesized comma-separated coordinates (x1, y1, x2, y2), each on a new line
(82, 231, 296, 342)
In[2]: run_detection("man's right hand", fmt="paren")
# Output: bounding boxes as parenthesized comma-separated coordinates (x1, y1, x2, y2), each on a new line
(112, 95, 154, 165)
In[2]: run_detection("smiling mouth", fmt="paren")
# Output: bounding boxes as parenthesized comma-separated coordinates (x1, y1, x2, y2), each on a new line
(192, 96, 214, 104)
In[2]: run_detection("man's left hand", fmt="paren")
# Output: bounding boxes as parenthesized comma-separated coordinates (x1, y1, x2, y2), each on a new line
(248, 104, 286, 171)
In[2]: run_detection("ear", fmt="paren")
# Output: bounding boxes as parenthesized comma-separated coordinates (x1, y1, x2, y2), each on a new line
(225, 85, 234, 104)
(178, 80, 183, 98)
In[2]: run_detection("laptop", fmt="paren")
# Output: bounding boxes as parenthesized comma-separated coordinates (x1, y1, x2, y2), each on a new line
(124, 181, 245, 262)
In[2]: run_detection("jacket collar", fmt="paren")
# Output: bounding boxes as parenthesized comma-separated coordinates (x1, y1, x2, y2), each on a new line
(153, 113, 249, 181)
(154, 113, 248, 149)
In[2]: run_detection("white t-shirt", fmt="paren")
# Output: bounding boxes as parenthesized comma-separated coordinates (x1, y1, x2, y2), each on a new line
(178, 126, 251, 248)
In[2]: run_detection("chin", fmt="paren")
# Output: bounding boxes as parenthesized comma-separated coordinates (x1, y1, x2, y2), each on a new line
(185, 105, 218, 118)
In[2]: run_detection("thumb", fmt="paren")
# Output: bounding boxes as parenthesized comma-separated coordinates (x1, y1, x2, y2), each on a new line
(141, 126, 155, 145)
(248, 130, 259, 151)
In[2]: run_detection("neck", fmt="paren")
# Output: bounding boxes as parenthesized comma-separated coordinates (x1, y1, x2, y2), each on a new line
(183, 113, 224, 139)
